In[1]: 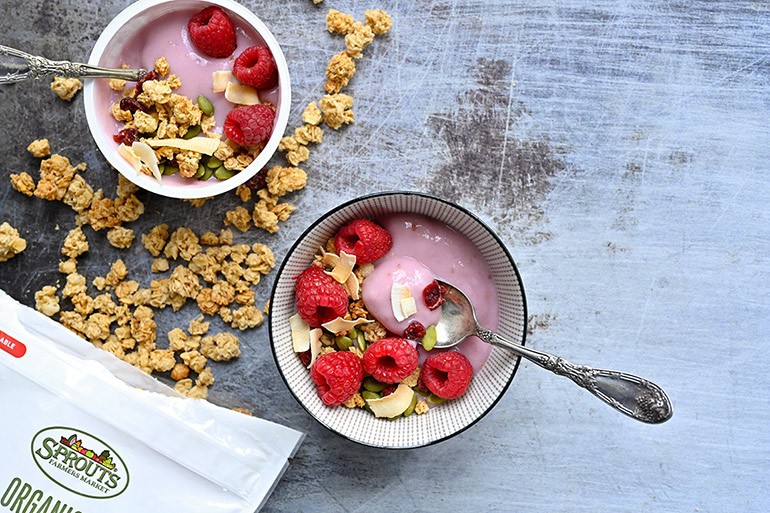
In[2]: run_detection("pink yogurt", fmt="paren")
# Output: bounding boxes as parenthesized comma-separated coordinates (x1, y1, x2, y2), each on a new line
(361, 213, 499, 373)
(94, 6, 280, 185)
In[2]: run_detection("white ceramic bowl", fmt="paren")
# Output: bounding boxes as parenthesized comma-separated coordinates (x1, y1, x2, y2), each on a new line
(269, 192, 528, 449)
(83, 0, 290, 199)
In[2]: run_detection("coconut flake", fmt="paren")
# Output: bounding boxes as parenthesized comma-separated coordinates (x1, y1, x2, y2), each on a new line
(290, 314, 310, 353)
(400, 296, 417, 319)
(321, 316, 374, 334)
(390, 282, 412, 322)
(212, 70, 234, 93)
(325, 251, 356, 284)
(145, 137, 220, 155)
(117, 143, 142, 173)
(307, 328, 323, 369)
(225, 83, 261, 105)
(344, 271, 360, 300)
(131, 141, 162, 184)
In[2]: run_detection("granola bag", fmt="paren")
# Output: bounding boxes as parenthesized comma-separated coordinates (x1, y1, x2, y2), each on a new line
(0, 289, 303, 513)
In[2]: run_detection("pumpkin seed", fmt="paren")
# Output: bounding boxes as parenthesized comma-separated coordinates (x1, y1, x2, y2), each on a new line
(356, 332, 366, 351)
(163, 164, 179, 175)
(205, 156, 222, 169)
(422, 325, 437, 351)
(194, 163, 206, 179)
(199, 166, 214, 181)
(197, 95, 214, 116)
(428, 393, 446, 405)
(361, 391, 380, 401)
(336, 335, 353, 351)
(214, 166, 236, 180)
(182, 124, 201, 139)
(363, 377, 386, 393)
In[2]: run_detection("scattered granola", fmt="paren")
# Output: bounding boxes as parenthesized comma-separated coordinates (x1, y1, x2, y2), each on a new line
(344, 22, 375, 59)
(325, 51, 356, 93)
(365, 9, 393, 36)
(27, 139, 51, 158)
(107, 226, 135, 249)
(301, 101, 323, 126)
(34, 286, 60, 317)
(0, 222, 27, 262)
(320, 94, 354, 129)
(61, 227, 89, 259)
(326, 9, 355, 35)
(9, 172, 35, 196)
(50, 76, 82, 101)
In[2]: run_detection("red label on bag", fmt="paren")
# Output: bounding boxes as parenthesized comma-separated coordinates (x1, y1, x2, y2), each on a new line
(0, 329, 26, 358)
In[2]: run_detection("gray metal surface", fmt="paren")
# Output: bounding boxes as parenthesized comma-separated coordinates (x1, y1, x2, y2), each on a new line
(1, 0, 768, 511)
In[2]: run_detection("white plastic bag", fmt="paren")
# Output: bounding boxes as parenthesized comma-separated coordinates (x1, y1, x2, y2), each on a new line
(0, 289, 303, 513)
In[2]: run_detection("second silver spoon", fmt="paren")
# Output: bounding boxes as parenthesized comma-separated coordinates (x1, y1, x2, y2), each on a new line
(432, 280, 673, 424)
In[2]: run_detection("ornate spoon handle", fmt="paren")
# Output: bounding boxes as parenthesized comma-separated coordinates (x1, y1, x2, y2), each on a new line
(0, 45, 146, 85)
(475, 327, 673, 424)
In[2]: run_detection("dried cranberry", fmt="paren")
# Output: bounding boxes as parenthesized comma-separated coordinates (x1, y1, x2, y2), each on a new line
(134, 70, 159, 94)
(298, 350, 311, 367)
(113, 128, 139, 145)
(119, 97, 147, 113)
(403, 321, 426, 340)
(422, 280, 446, 310)
(246, 167, 269, 191)
(381, 384, 397, 397)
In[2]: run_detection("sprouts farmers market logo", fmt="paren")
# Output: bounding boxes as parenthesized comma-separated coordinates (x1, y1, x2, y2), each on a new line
(30, 427, 129, 499)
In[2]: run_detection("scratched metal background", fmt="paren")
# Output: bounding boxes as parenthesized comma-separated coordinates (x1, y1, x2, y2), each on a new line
(1, 0, 768, 511)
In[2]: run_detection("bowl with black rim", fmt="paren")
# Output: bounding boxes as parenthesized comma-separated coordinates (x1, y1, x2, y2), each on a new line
(269, 191, 527, 448)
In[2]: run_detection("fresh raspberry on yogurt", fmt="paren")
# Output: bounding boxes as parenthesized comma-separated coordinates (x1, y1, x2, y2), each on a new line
(187, 6, 237, 58)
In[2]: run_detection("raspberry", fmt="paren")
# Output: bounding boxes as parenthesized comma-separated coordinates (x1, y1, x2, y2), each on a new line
(294, 266, 348, 327)
(187, 6, 237, 58)
(311, 351, 364, 406)
(419, 351, 474, 399)
(403, 321, 426, 340)
(363, 338, 419, 384)
(334, 219, 392, 264)
(232, 46, 278, 90)
(224, 104, 276, 146)
(422, 280, 446, 310)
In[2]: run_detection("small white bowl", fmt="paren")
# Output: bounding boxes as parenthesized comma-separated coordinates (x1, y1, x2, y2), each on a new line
(269, 192, 528, 449)
(84, 0, 290, 199)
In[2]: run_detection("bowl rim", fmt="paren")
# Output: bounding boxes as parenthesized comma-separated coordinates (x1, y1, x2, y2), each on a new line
(268, 190, 529, 449)
(82, 0, 291, 199)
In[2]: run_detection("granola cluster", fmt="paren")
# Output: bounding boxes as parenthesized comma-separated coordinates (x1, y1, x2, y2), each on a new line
(10, 140, 278, 400)
(272, 7, 392, 174)
(0, 222, 27, 262)
(50, 77, 83, 101)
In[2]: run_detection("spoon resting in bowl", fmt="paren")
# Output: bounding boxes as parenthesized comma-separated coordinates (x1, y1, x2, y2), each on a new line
(0, 45, 146, 85)
(433, 280, 673, 424)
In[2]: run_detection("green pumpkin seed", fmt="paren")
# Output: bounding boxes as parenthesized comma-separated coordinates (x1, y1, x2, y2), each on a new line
(336, 335, 353, 351)
(197, 95, 214, 116)
(403, 390, 419, 416)
(156, 163, 165, 176)
(428, 393, 446, 405)
(361, 391, 380, 401)
(205, 156, 222, 169)
(214, 166, 236, 181)
(182, 124, 201, 139)
(356, 332, 366, 351)
(193, 164, 206, 179)
(199, 166, 214, 181)
(349, 327, 360, 339)
(422, 325, 437, 351)
(363, 377, 386, 393)
(163, 164, 179, 175)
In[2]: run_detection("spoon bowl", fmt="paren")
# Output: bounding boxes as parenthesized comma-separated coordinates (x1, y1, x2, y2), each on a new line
(433, 280, 674, 424)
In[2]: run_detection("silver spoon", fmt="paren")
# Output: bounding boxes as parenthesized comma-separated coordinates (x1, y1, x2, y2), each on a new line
(433, 280, 673, 424)
(0, 45, 147, 85)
